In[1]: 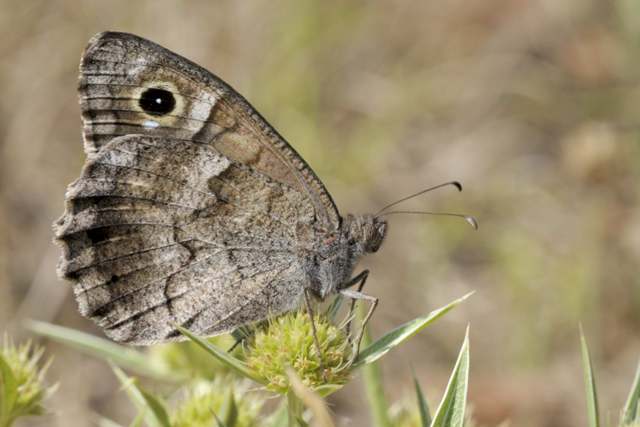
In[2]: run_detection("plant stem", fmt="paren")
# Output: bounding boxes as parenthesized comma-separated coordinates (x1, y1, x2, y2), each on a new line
(287, 390, 303, 427)
(360, 315, 392, 427)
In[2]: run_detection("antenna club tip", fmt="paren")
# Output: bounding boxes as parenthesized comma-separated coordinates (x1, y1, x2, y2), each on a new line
(465, 216, 479, 230)
(452, 181, 463, 192)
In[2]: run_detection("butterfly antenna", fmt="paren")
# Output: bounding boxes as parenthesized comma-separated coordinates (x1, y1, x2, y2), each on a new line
(374, 181, 463, 216)
(378, 210, 478, 230)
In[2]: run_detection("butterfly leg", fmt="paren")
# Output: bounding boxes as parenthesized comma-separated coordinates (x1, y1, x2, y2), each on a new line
(340, 270, 370, 340)
(339, 288, 378, 365)
(227, 325, 256, 353)
(303, 288, 326, 375)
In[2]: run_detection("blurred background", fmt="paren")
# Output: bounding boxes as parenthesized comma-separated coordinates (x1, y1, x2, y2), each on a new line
(1, 1, 639, 426)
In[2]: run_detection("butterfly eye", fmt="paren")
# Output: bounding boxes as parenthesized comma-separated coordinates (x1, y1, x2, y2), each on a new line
(139, 87, 176, 116)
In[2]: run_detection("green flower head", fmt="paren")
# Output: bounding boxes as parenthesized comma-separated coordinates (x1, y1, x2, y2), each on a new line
(244, 310, 352, 394)
(171, 377, 262, 427)
(0, 338, 55, 427)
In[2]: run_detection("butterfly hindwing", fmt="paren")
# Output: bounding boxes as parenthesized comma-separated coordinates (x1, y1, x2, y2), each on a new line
(55, 134, 311, 343)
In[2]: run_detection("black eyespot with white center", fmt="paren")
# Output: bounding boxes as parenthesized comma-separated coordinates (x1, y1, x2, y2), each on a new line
(139, 87, 176, 116)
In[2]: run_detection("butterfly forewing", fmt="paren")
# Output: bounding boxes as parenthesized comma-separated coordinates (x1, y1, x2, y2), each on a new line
(79, 31, 340, 229)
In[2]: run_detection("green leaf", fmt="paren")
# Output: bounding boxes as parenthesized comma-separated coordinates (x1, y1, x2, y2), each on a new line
(29, 321, 175, 381)
(112, 366, 170, 427)
(218, 388, 238, 427)
(622, 359, 640, 425)
(176, 327, 265, 384)
(580, 327, 600, 427)
(353, 292, 473, 367)
(430, 327, 470, 427)
(414, 374, 432, 427)
(287, 390, 304, 427)
(129, 412, 146, 427)
(0, 353, 18, 425)
(213, 412, 229, 427)
(360, 325, 391, 427)
(139, 389, 171, 427)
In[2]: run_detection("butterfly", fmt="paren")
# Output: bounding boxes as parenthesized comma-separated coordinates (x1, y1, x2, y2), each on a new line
(54, 32, 386, 354)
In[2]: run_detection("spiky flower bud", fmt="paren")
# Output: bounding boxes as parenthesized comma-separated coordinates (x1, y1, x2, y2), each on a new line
(0, 338, 55, 427)
(244, 310, 352, 394)
(171, 377, 262, 427)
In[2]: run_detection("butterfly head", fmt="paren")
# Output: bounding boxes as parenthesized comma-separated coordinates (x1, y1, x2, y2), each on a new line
(344, 214, 388, 255)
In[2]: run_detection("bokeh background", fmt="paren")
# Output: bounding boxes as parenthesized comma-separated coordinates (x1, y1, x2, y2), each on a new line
(1, 1, 639, 426)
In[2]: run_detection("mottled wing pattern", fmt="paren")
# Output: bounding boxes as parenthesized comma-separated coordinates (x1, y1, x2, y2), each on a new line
(55, 32, 341, 344)
(55, 134, 314, 343)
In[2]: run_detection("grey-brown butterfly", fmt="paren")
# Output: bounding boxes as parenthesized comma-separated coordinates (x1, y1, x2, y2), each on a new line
(54, 32, 387, 354)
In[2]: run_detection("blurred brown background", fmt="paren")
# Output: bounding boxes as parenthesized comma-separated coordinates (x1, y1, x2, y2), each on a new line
(1, 1, 639, 426)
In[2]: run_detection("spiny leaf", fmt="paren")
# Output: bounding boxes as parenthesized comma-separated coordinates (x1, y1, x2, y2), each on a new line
(213, 412, 229, 427)
(176, 326, 265, 384)
(139, 389, 171, 427)
(217, 388, 238, 427)
(580, 327, 600, 427)
(360, 324, 391, 427)
(622, 359, 640, 425)
(430, 327, 470, 427)
(353, 292, 473, 367)
(29, 321, 174, 381)
(112, 365, 170, 427)
(414, 373, 432, 427)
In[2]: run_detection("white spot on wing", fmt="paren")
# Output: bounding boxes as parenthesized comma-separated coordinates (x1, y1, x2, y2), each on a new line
(191, 96, 217, 122)
(143, 120, 159, 129)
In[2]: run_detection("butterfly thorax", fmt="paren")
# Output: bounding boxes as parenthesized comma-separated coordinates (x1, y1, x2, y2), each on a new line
(306, 214, 387, 299)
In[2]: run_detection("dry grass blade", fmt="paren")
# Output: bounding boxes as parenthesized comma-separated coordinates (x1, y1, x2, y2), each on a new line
(286, 368, 336, 427)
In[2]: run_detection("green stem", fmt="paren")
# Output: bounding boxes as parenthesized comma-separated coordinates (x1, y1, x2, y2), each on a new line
(360, 314, 392, 427)
(287, 390, 303, 427)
